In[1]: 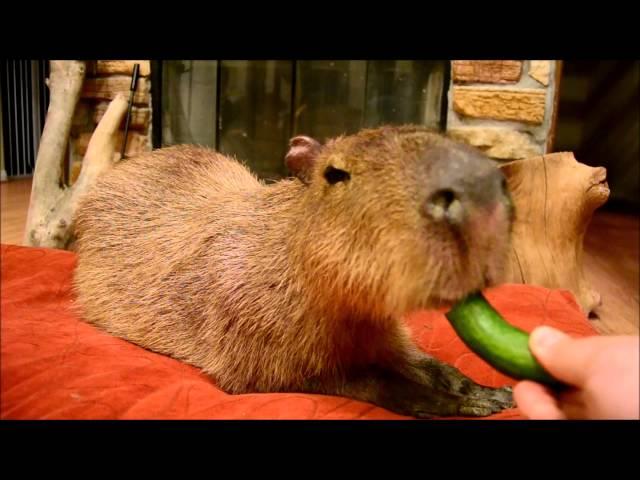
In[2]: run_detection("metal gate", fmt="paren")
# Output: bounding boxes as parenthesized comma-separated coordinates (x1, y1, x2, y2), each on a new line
(0, 60, 49, 178)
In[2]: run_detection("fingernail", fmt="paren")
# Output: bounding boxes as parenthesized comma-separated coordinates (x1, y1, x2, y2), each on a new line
(531, 326, 566, 352)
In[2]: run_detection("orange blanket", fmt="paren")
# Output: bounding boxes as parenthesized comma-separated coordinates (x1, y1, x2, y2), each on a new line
(0, 244, 597, 420)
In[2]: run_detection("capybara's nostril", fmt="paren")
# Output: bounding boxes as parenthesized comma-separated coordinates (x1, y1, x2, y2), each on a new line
(425, 189, 464, 225)
(434, 189, 456, 209)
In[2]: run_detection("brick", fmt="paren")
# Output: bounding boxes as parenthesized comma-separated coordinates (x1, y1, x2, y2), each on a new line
(96, 60, 150, 77)
(448, 126, 542, 160)
(93, 101, 150, 130)
(452, 61, 522, 84)
(74, 131, 150, 158)
(452, 86, 547, 124)
(81, 76, 150, 106)
(528, 60, 551, 86)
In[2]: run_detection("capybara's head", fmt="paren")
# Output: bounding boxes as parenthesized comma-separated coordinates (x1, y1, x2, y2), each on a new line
(285, 125, 514, 318)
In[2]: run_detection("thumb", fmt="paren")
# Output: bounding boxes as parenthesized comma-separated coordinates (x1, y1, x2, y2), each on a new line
(529, 326, 595, 387)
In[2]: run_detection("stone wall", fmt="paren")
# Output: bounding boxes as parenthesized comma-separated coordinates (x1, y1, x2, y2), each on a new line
(446, 60, 558, 161)
(69, 60, 152, 184)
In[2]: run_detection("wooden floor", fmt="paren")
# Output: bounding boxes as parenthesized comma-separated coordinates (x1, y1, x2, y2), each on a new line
(583, 211, 639, 335)
(2, 177, 638, 335)
(1, 177, 31, 246)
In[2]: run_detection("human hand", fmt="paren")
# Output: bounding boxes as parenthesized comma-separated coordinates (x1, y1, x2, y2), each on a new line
(513, 326, 639, 420)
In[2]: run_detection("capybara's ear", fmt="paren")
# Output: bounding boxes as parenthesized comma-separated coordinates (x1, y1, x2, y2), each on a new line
(285, 135, 322, 184)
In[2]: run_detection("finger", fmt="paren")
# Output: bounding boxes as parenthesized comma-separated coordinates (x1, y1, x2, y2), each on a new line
(529, 327, 607, 387)
(557, 388, 590, 420)
(513, 381, 566, 420)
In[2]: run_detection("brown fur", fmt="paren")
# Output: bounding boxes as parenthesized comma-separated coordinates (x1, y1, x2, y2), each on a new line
(73, 125, 514, 417)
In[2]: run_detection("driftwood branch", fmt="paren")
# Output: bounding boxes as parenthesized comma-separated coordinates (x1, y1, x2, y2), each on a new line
(500, 152, 610, 314)
(23, 61, 128, 249)
(23, 61, 85, 246)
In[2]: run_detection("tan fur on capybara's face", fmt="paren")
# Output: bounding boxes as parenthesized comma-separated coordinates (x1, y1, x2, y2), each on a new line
(288, 125, 513, 319)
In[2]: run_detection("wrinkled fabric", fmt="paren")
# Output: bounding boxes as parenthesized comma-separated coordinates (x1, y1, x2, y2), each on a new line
(1, 244, 597, 420)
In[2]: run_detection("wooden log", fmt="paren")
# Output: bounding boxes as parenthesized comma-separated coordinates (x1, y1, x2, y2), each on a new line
(500, 152, 610, 314)
(23, 59, 128, 249)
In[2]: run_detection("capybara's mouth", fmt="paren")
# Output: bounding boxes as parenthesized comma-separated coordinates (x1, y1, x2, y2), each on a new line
(427, 280, 490, 308)
(416, 251, 500, 309)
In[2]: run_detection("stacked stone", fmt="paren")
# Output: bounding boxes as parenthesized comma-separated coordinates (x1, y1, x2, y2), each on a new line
(446, 60, 556, 161)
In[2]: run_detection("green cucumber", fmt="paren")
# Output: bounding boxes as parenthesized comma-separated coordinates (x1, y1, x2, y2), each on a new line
(445, 291, 561, 387)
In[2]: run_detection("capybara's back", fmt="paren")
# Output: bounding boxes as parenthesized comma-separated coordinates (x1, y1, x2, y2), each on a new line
(74, 145, 265, 385)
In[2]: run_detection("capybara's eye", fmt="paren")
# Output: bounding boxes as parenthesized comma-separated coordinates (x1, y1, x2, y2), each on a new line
(501, 177, 508, 193)
(324, 166, 351, 185)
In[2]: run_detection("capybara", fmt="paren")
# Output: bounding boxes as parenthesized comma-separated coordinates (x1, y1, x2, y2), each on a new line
(73, 125, 515, 417)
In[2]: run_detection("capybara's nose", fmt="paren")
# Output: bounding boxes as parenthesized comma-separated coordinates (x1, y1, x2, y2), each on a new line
(423, 146, 508, 227)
